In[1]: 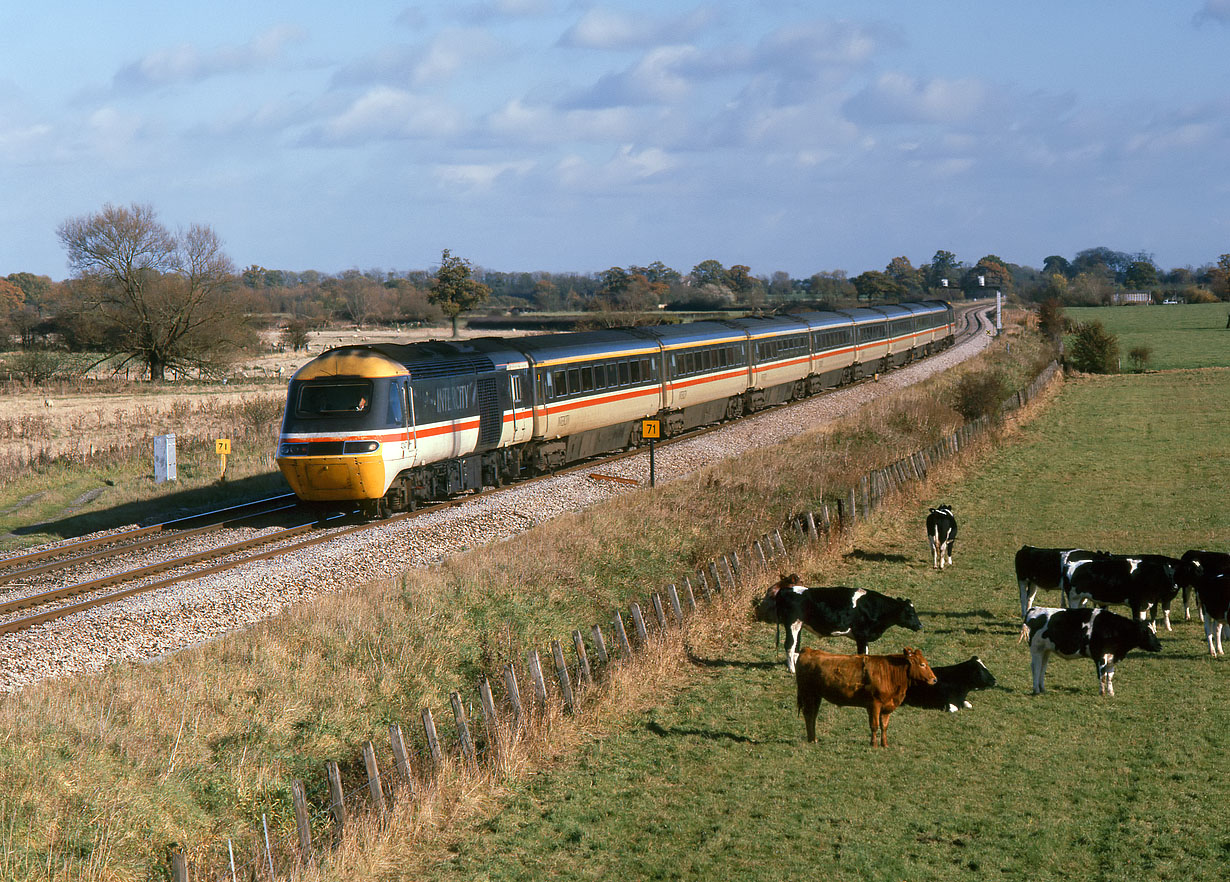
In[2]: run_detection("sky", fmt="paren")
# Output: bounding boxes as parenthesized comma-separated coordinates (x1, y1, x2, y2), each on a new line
(2, 1, 1229, 282)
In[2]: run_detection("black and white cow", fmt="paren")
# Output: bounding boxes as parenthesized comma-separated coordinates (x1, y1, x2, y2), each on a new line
(926, 505, 957, 570)
(1014, 546, 1116, 619)
(904, 656, 997, 713)
(1019, 606, 1161, 696)
(754, 574, 924, 672)
(1180, 550, 1230, 620)
(1189, 570, 1230, 657)
(1063, 554, 1194, 632)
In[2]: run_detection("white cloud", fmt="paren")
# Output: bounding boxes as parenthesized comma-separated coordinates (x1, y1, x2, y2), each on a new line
(487, 98, 644, 143)
(844, 72, 989, 124)
(112, 24, 306, 89)
(433, 159, 535, 190)
(560, 5, 716, 50)
(333, 29, 506, 88)
(315, 86, 466, 143)
(556, 144, 676, 190)
(569, 44, 706, 108)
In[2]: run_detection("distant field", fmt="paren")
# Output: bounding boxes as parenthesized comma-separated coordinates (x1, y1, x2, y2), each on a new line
(425, 369, 1230, 881)
(1065, 302, 1230, 370)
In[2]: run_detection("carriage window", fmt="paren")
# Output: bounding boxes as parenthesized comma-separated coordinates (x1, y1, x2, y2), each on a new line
(701, 349, 712, 371)
(630, 360, 641, 383)
(641, 358, 653, 380)
(567, 368, 579, 395)
(580, 366, 593, 392)
(620, 361, 630, 385)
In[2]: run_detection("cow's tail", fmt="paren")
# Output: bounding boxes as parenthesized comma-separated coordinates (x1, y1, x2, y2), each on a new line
(1016, 621, 1031, 645)
(775, 621, 782, 649)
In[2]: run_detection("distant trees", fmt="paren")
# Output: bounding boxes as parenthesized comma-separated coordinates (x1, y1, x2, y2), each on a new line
(56, 203, 256, 380)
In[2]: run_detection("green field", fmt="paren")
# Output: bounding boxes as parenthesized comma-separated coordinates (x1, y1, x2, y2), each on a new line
(425, 368, 1230, 881)
(1065, 302, 1230, 370)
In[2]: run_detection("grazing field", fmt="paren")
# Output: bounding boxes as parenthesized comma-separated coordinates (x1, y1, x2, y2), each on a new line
(423, 368, 1230, 882)
(1065, 302, 1230, 370)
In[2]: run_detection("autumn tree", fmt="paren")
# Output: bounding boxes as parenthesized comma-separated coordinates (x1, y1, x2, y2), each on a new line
(56, 203, 254, 380)
(1069, 321, 1119, 373)
(430, 248, 491, 337)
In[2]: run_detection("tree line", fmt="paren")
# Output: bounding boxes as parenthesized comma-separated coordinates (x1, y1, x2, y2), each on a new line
(2, 203, 1229, 381)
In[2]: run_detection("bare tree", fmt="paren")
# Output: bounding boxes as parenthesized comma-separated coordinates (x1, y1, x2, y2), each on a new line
(57, 203, 254, 380)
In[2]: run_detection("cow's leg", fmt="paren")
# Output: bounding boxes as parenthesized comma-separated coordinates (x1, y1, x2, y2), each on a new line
(1219, 622, 1226, 657)
(867, 704, 883, 747)
(1183, 584, 1193, 621)
(1201, 613, 1220, 657)
(1031, 649, 1048, 694)
(931, 535, 940, 569)
(1019, 580, 1035, 621)
(856, 639, 869, 655)
(945, 538, 954, 568)
(1098, 656, 1116, 696)
(879, 709, 893, 747)
(785, 621, 803, 673)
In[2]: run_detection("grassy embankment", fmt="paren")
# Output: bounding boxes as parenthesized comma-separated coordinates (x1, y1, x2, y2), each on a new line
(416, 330, 1230, 880)
(0, 319, 1053, 878)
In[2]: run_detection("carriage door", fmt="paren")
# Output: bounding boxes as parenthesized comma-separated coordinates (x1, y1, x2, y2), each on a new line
(476, 375, 502, 450)
(508, 368, 530, 444)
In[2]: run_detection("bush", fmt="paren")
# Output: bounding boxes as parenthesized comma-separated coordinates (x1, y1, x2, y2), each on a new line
(1127, 346, 1152, 372)
(1068, 321, 1119, 373)
(949, 369, 1009, 421)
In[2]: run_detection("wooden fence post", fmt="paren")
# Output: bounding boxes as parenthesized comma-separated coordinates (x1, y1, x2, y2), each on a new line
(451, 692, 477, 766)
(572, 630, 593, 686)
(291, 779, 313, 860)
(753, 539, 767, 566)
(422, 708, 443, 769)
(503, 663, 524, 730)
(612, 611, 633, 659)
(390, 724, 413, 795)
(551, 640, 575, 712)
(651, 593, 667, 631)
(169, 847, 189, 882)
(478, 678, 500, 758)
(667, 584, 684, 624)
(772, 530, 787, 557)
(591, 624, 609, 665)
(363, 741, 387, 816)
(805, 511, 819, 543)
(707, 561, 722, 593)
(629, 602, 649, 645)
(682, 578, 698, 613)
(720, 555, 736, 591)
(527, 650, 549, 709)
(326, 761, 346, 831)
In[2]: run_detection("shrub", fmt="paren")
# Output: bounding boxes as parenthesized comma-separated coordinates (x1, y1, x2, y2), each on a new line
(949, 369, 1009, 421)
(1127, 346, 1153, 372)
(1068, 321, 1119, 373)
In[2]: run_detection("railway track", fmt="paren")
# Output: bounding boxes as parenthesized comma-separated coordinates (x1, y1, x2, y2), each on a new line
(0, 304, 991, 641)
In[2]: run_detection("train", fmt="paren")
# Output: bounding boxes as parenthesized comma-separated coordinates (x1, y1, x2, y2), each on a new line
(276, 300, 956, 517)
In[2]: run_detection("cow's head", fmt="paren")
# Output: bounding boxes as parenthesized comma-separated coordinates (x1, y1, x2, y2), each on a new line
(1175, 556, 1204, 588)
(902, 647, 937, 685)
(895, 598, 924, 631)
(931, 504, 953, 516)
(1135, 621, 1163, 653)
(752, 573, 803, 624)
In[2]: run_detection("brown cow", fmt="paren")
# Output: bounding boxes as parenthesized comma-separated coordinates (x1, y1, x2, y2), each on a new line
(795, 646, 937, 747)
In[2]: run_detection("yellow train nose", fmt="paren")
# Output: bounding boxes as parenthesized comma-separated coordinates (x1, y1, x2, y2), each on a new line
(276, 453, 388, 501)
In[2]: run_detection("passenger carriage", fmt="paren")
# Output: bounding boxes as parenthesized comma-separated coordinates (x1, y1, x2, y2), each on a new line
(276, 300, 956, 515)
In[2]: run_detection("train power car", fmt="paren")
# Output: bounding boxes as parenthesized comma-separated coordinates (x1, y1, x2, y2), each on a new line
(276, 301, 955, 516)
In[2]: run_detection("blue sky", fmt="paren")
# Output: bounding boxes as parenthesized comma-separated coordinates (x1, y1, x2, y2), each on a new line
(3, 1, 1229, 281)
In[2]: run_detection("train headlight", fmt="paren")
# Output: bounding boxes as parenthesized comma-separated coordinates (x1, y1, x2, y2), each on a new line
(343, 440, 380, 454)
(279, 442, 309, 456)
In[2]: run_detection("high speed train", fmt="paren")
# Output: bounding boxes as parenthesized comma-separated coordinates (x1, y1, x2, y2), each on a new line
(276, 301, 955, 517)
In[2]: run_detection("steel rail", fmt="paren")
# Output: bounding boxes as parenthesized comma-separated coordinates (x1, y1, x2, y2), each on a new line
(0, 493, 300, 571)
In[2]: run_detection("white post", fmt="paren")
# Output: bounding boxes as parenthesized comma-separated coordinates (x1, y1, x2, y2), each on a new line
(154, 434, 177, 483)
(996, 291, 1002, 332)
